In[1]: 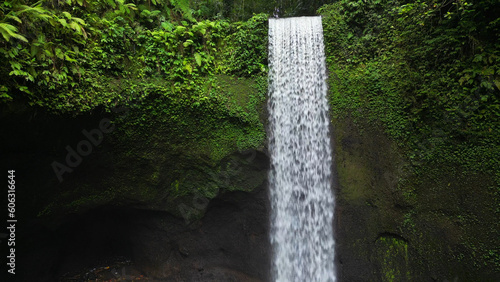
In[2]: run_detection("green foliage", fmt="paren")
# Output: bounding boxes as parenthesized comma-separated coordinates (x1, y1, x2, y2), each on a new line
(190, 0, 333, 21)
(0, 3, 269, 212)
(137, 18, 228, 81)
(0, 3, 269, 194)
(222, 13, 268, 76)
(170, 0, 193, 21)
(320, 0, 500, 180)
(320, 1, 500, 274)
(0, 0, 268, 111)
(123, 74, 266, 150)
(0, 0, 89, 102)
(0, 1, 53, 42)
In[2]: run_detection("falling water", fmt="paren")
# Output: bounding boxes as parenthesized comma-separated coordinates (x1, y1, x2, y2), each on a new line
(268, 17, 336, 282)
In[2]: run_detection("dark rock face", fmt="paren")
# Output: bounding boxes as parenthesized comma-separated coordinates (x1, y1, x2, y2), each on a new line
(4, 97, 498, 282)
(0, 105, 271, 282)
(332, 118, 406, 282)
(18, 184, 270, 281)
(332, 116, 500, 282)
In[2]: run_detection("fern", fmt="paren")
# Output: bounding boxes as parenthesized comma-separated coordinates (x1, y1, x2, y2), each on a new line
(0, 22, 27, 42)
(0, 1, 53, 43)
(170, 0, 193, 21)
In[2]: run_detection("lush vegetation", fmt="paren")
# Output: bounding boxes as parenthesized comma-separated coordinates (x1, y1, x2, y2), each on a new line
(190, 0, 333, 21)
(2, 0, 499, 277)
(321, 0, 500, 182)
(0, 0, 272, 162)
(320, 0, 500, 274)
(0, 0, 271, 216)
(0, 0, 269, 112)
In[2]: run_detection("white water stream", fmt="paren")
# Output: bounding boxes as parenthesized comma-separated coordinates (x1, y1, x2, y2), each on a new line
(268, 16, 336, 282)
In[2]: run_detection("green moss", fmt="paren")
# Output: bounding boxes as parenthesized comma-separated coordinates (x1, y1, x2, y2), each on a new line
(37, 71, 267, 219)
(323, 1, 500, 279)
(216, 75, 254, 108)
(375, 236, 410, 282)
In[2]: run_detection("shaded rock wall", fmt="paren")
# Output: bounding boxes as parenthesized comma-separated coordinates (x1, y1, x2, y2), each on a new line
(3, 79, 498, 282)
(17, 184, 269, 281)
(332, 116, 500, 281)
(0, 77, 271, 281)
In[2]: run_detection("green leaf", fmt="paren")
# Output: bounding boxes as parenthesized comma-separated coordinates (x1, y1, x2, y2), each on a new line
(6, 15, 22, 23)
(18, 86, 32, 94)
(65, 54, 77, 62)
(482, 68, 495, 76)
(493, 78, 500, 90)
(0, 85, 11, 100)
(70, 21, 81, 33)
(175, 26, 186, 34)
(58, 18, 68, 27)
(55, 48, 64, 59)
(194, 52, 202, 66)
(9, 61, 22, 70)
(185, 63, 192, 74)
(0, 23, 28, 42)
(161, 22, 173, 31)
(72, 17, 85, 25)
(62, 11, 72, 19)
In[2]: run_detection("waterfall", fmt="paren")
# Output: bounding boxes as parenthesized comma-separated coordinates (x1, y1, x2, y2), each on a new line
(268, 17, 336, 282)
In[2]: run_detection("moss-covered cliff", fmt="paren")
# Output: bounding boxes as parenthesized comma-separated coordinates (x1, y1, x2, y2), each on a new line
(1, 74, 268, 215)
(1, 0, 499, 281)
(1, 7, 272, 279)
(1, 3, 270, 217)
(332, 116, 498, 281)
(0, 61, 271, 281)
(321, 1, 500, 280)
